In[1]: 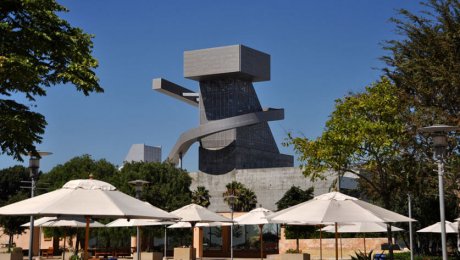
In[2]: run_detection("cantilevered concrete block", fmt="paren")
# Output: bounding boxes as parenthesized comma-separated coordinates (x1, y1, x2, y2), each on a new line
(153, 78, 198, 107)
(184, 45, 270, 82)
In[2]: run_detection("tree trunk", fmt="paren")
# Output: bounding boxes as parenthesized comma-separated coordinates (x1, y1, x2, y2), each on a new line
(387, 223, 394, 260)
(53, 234, 60, 256)
(8, 234, 13, 252)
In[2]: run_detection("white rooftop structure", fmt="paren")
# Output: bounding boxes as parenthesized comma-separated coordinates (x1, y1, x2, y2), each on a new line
(124, 144, 161, 163)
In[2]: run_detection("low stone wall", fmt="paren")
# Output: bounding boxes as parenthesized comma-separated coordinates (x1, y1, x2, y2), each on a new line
(279, 237, 389, 259)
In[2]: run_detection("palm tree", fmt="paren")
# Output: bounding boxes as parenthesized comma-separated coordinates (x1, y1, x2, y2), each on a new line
(191, 186, 211, 208)
(223, 181, 257, 212)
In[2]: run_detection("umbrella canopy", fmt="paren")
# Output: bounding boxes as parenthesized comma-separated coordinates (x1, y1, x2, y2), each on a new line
(22, 216, 105, 227)
(0, 179, 177, 260)
(267, 192, 414, 260)
(0, 179, 177, 219)
(234, 207, 274, 260)
(267, 192, 415, 223)
(169, 203, 231, 257)
(321, 222, 404, 233)
(417, 221, 458, 233)
(168, 221, 231, 228)
(170, 203, 231, 223)
(234, 207, 273, 225)
(107, 218, 174, 227)
(21, 217, 56, 227)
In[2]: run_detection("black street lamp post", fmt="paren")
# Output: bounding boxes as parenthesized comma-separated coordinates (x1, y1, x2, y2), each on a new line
(28, 151, 52, 260)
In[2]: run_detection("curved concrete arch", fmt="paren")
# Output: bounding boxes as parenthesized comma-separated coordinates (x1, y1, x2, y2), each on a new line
(167, 108, 284, 165)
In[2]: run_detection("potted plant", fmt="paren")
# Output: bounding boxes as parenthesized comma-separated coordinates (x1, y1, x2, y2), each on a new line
(0, 247, 23, 260)
(280, 249, 310, 260)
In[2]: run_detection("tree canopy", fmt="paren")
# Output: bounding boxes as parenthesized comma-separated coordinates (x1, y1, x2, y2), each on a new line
(383, 0, 460, 126)
(37, 154, 117, 191)
(114, 161, 192, 211)
(0, 0, 103, 161)
(191, 186, 211, 208)
(276, 186, 314, 211)
(286, 78, 414, 208)
(276, 186, 315, 250)
(222, 181, 257, 212)
(0, 165, 30, 250)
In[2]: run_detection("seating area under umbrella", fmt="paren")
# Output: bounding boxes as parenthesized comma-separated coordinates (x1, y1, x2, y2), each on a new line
(170, 204, 231, 258)
(107, 218, 174, 258)
(22, 216, 105, 259)
(234, 207, 274, 260)
(0, 178, 178, 260)
(267, 191, 415, 260)
(322, 222, 404, 255)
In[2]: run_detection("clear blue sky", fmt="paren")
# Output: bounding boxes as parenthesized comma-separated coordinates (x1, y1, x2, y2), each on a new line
(1, 0, 423, 172)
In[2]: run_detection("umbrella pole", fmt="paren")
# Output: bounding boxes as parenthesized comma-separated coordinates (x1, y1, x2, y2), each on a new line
(340, 232, 342, 260)
(363, 236, 366, 256)
(164, 225, 167, 260)
(63, 233, 66, 260)
(137, 226, 141, 260)
(191, 222, 196, 258)
(319, 225, 322, 260)
(335, 222, 338, 260)
(84, 216, 90, 260)
(258, 224, 264, 260)
(39, 227, 42, 257)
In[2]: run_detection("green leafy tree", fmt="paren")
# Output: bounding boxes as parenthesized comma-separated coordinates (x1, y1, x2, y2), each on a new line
(0, 0, 103, 161)
(276, 186, 315, 251)
(114, 161, 192, 211)
(285, 78, 421, 259)
(0, 165, 29, 204)
(0, 165, 30, 251)
(191, 186, 211, 208)
(113, 161, 192, 250)
(37, 155, 117, 252)
(286, 78, 412, 206)
(0, 193, 29, 251)
(276, 186, 314, 211)
(38, 154, 117, 191)
(382, 0, 460, 254)
(382, 0, 460, 126)
(222, 181, 257, 212)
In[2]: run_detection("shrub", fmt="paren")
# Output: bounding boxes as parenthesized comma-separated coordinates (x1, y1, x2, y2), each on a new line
(350, 250, 373, 260)
(286, 248, 302, 254)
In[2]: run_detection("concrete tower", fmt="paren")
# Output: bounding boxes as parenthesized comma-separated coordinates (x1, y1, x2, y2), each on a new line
(153, 45, 293, 174)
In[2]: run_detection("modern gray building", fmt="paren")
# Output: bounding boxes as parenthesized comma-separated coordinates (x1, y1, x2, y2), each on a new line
(153, 45, 357, 211)
(153, 45, 293, 174)
(124, 144, 161, 164)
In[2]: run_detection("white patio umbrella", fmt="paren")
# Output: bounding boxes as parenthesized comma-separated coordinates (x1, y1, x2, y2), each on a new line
(168, 221, 231, 228)
(21, 217, 57, 227)
(107, 218, 175, 259)
(267, 192, 415, 260)
(22, 216, 105, 228)
(170, 204, 231, 256)
(234, 207, 274, 260)
(107, 218, 174, 227)
(322, 222, 404, 255)
(22, 216, 105, 260)
(0, 179, 178, 260)
(417, 221, 458, 233)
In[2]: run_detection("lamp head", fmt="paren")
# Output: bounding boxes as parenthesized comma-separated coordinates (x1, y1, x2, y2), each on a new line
(28, 151, 52, 179)
(128, 179, 150, 198)
(418, 124, 458, 159)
